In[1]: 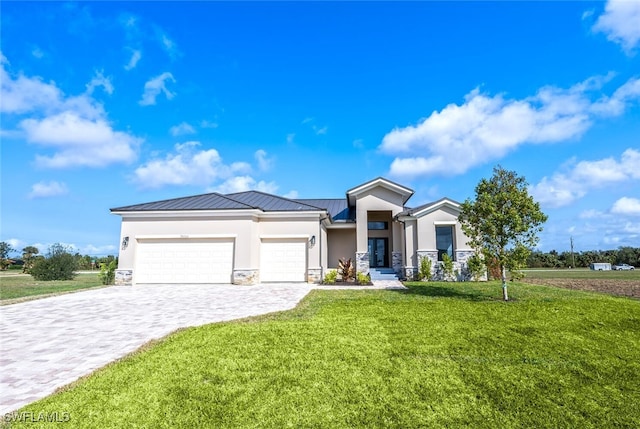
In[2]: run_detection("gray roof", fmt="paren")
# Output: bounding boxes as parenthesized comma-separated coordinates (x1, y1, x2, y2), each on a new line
(397, 197, 461, 217)
(111, 190, 327, 213)
(295, 199, 354, 221)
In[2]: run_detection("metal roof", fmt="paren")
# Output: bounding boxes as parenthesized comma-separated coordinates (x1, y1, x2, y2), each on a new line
(225, 191, 324, 212)
(295, 199, 354, 221)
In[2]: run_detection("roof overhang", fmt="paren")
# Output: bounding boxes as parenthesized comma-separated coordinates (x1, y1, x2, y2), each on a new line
(397, 198, 461, 220)
(346, 177, 414, 206)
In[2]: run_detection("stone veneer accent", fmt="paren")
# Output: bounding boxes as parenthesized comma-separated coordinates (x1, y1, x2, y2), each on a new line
(355, 252, 370, 275)
(115, 269, 133, 286)
(232, 269, 259, 285)
(391, 251, 403, 276)
(307, 268, 322, 284)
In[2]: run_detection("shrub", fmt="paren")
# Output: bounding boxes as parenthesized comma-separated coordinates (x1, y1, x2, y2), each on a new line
(338, 257, 355, 282)
(466, 253, 485, 281)
(356, 271, 371, 285)
(441, 253, 455, 281)
(418, 256, 432, 281)
(30, 244, 78, 281)
(99, 260, 118, 285)
(323, 269, 338, 285)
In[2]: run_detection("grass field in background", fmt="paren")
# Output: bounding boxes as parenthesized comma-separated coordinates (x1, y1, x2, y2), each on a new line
(11, 281, 640, 428)
(0, 272, 104, 303)
(522, 268, 640, 280)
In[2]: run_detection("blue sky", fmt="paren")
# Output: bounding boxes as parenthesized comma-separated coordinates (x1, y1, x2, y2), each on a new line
(1, 1, 639, 257)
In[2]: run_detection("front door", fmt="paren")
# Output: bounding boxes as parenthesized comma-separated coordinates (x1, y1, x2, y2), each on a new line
(368, 238, 388, 268)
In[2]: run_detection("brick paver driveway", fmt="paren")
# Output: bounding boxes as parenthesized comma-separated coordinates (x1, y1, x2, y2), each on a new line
(0, 283, 311, 413)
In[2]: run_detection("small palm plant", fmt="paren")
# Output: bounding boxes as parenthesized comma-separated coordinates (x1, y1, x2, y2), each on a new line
(338, 257, 355, 282)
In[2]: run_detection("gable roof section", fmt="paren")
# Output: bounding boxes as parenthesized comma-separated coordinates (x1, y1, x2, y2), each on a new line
(346, 177, 414, 206)
(397, 197, 461, 218)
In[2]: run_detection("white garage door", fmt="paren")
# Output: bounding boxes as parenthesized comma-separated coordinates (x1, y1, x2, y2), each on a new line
(260, 240, 307, 282)
(135, 239, 234, 284)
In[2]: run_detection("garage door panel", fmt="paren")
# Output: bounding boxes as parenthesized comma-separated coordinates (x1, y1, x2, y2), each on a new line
(260, 240, 306, 282)
(136, 240, 233, 284)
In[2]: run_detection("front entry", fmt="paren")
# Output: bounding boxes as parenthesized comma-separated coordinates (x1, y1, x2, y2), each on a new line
(368, 238, 388, 268)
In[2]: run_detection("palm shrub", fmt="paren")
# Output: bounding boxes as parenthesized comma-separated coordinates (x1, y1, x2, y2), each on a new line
(30, 243, 78, 281)
(338, 257, 355, 282)
(99, 260, 118, 285)
(418, 256, 432, 281)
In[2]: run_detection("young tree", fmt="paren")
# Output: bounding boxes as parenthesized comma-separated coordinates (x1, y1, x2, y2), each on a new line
(459, 166, 548, 301)
(22, 246, 40, 273)
(0, 241, 16, 270)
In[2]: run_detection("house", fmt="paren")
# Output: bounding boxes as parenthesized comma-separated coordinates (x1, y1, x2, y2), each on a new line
(110, 177, 476, 285)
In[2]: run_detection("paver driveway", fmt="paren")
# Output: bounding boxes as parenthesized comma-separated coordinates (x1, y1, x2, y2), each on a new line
(0, 283, 311, 414)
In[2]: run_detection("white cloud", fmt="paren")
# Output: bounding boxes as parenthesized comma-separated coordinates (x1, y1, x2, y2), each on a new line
(593, 0, 640, 54)
(200, 120, 218, 129)
(381, 76, 640, 178)
(353, 139, 364, 149)
(31, 46, 44, 59)
(254, 149, 274, 172)
(132, 141, 251, 189)
(286, 133, 295, 145)
(124, 49, 141, 71)
(313, 125, 328, 135)
(213, 176, 278, 194)
(169, 122, 196, 136)
(1, 56, 141, 168)
(283, 190, 299, 199)
(85, 70, 113, 95)
(28, 181, 69, 199)
(22, 112, 140, 168)
(530, 149, 640, 208)
(611, 197, 640, 216)
(139, 72, 175, 106)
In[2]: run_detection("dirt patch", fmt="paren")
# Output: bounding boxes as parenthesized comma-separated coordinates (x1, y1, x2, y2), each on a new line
(520, 278, 640, 299)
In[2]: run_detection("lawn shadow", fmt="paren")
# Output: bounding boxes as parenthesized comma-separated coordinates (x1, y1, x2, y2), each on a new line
(397, 283, 504, 302)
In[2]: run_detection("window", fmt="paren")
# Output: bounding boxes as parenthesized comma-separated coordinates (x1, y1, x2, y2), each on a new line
(368, 221, 388, 230)
(436, 226, 454, 261)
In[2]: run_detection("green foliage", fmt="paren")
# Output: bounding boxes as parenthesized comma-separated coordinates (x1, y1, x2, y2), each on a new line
(459, 166, 548, 300)
(0, 241, 16, 270)
(323, 269, 338, 285)
(419, 256, 432, 281)
(356, 271, 371, 285)
(30, 243, 78, 281)
(21, 246, 40, 273)
(466, 253, 485, 282)
(99, 260, 118, 285)
(338, 257, 355, 281)
(441, 253, 455, 280)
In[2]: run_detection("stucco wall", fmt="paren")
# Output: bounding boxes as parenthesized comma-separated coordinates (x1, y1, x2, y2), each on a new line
(416, 205, 471, 253)
(327, 228, 356, 268)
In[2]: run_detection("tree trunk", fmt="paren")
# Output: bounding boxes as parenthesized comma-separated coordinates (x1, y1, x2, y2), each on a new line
(501, 265, 509, 301)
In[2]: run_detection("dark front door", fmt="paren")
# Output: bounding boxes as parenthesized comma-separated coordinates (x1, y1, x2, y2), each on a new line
(368, 238, 388, 268)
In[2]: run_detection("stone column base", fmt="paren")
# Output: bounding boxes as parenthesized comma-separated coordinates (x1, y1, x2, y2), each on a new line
(115, 270, 133, 286)
(233, 269, 259, 285)
(307, 268, 322, 284)
(392, 251, 403, 276)
(355, 252, 370, 275)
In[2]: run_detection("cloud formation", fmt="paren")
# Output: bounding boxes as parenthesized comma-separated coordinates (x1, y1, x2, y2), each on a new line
(1, 55, 141, 168)
(380, 75, 640, 178)
(85, 70, 114, 95)
(28, 181, 69, 199)
(124, 49, 141, 71)
(254, 149, 274, 172)
(529, 148, 640, 208)
(169, 122, 196, 136)
(592, 0, 640, 54)
(212, 176, 278, 194)
(139, 72, 175, 106)
(611, 197, 640, 216)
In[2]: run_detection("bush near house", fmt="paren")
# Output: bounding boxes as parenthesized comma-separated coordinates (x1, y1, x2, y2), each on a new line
(30, 244, 78, 281)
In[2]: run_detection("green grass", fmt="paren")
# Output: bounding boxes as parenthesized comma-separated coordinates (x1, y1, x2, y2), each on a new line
(0, 272, 104, 303)
(522, 268, 640, 280)
(8, 281, 640, 428)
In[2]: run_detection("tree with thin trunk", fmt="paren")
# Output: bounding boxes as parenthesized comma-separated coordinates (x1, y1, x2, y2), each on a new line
(459, 166, 548, 301)
(0, 241, 16, 270)
(22, 246, 40, 273)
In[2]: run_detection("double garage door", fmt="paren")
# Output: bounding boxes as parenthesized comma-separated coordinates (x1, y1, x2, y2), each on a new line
(135, 238, 307, 284)
(135, 239, 234, 284)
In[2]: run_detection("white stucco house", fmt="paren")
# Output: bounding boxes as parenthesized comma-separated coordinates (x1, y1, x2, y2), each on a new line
(111, 177, 476, 285)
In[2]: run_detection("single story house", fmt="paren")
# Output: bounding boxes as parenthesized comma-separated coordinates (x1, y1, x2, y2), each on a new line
(111, 177, 476, 285)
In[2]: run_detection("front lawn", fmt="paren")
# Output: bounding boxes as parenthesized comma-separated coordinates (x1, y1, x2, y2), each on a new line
(0, 273, 105, 304)
(10, 281, 640, 428)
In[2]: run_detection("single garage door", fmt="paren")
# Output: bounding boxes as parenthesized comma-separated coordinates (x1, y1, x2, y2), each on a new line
(135, 239, 234, 284)
(260, 239, 307, 282)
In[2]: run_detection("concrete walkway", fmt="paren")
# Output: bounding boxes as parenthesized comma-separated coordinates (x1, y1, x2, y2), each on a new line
(0, 283, 311, 414)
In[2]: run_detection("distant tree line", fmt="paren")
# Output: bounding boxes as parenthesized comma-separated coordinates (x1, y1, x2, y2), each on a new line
(0, 241, 116, 273)
(526, 246, 640, 268)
